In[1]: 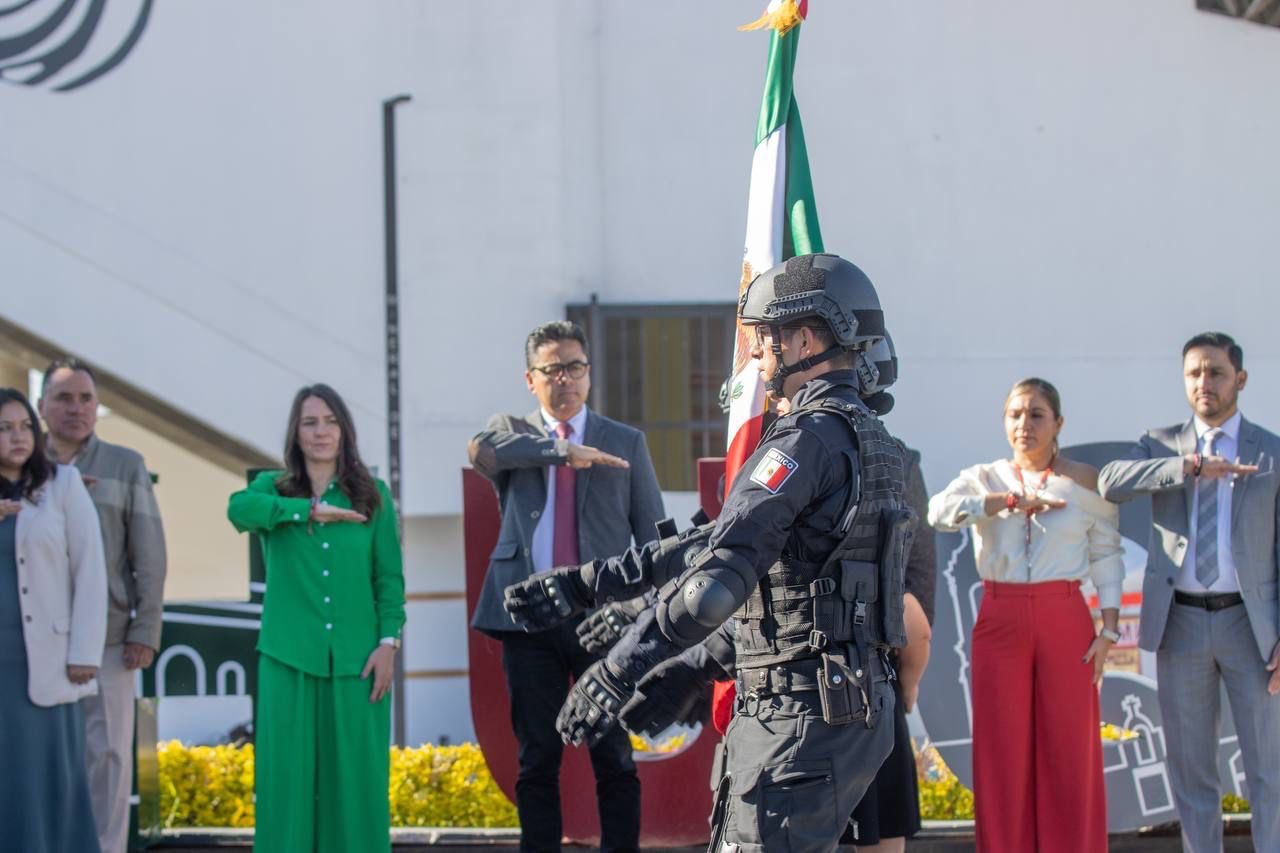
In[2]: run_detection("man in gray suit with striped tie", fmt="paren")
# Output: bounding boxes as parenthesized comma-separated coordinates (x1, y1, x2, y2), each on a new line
(468, 320, 665, 853)
(1100, 332, 1280, 853)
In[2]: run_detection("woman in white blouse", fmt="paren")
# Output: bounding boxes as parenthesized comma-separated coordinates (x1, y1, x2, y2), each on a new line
(928, 377, 1121, 853)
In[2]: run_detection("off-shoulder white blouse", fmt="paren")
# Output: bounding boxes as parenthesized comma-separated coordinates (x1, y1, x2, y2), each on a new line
(927, 459, 1125, 610)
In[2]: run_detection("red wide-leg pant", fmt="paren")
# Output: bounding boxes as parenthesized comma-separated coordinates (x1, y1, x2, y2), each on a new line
(971, 579, 1107, 853)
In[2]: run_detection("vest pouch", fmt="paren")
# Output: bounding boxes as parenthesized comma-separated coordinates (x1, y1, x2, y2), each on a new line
(817, 649, 870, 727)
(839, 559, 878, 634)
(878, 507, 915, 649)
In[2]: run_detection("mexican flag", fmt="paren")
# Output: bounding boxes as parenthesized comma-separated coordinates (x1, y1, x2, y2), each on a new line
(716, 0, 825, 735)
(724, 0, 825, 493)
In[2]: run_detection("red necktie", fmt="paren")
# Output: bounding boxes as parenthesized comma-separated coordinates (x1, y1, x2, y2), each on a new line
(552, 422, 579, 566)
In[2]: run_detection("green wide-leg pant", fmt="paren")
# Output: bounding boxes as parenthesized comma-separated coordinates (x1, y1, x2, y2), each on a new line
(254, 653, 391, 853)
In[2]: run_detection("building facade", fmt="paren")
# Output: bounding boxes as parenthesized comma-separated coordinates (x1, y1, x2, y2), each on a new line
(4, 0, 1280, 745)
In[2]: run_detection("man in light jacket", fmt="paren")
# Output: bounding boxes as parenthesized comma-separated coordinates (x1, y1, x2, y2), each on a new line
(40, 359, 167, 853)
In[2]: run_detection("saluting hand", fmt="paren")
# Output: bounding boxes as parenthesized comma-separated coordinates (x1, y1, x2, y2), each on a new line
(311, 503, 368, 524)
(984, 492, 1067, 517)
(362, 644, 396, 703)
(565, 444, 631, 470)
(1188, 454, 1259, 480)
(0, 499, 21, 520)
(1017, 493, 1067, 516)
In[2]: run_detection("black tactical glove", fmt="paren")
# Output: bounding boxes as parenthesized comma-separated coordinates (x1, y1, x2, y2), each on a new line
(503, 565, 592, 632)
(586, 520, 717, 603)
(575, 596, 649, 655)
(556, 659, 634, 747)
(619, 646, 715, 737)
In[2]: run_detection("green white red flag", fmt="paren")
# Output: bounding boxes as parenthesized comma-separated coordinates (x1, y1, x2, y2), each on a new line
(716, 0, 825, 735)
(724, 0, 825, 492)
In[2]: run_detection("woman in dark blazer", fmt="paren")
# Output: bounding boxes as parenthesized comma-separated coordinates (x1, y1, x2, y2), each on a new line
(0, 387, 106, 852)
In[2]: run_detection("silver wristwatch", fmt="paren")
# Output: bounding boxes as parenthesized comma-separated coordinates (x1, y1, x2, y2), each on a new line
(1098, 628, 1121, 643)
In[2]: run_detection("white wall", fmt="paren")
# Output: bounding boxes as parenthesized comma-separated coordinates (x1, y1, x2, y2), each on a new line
(5, 0, 1279, 742)
(6, 0, 1279, 505)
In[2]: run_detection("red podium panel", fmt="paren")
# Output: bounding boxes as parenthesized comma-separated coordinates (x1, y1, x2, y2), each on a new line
(463, 466, 725, 847)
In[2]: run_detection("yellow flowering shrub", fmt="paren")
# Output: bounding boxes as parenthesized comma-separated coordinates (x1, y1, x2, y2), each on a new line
(158, 741, 255, 828)
(1223, 793, 1250, 814)
(389, 743, 517, 827)
(157, 741, 517, 828)
(915, 745, 975, 820)
(913, 743, 1251, 820)
(159, 739, 1251, 827)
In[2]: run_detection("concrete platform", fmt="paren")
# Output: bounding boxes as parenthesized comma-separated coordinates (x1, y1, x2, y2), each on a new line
(146, 818, 1256, 851)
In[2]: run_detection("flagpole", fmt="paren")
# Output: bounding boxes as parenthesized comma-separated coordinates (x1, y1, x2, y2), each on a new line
(381, 92, 411, 748)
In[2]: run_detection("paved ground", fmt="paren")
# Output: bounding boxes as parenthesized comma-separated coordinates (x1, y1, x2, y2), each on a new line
(146, 822, 1257, 851)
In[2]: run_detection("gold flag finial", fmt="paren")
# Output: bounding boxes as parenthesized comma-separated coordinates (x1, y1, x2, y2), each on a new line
(738, 0, 807, 36)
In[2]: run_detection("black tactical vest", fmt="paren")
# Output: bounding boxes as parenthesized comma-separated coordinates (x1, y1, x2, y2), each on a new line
(735, 397, 911, 671)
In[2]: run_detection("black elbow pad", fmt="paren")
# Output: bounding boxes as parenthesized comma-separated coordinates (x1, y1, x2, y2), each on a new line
(681, 576, 738, 628)
(657, 547, 756, 646)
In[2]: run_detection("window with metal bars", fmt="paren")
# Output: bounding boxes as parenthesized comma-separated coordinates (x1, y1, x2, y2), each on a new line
(567, 300, 736, 491)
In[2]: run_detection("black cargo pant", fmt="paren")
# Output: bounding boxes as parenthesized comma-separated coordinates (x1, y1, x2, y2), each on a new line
(712, 677, 894, 852)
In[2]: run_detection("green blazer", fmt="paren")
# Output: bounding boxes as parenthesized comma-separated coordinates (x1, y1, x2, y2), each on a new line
(228, 471, 406, 677)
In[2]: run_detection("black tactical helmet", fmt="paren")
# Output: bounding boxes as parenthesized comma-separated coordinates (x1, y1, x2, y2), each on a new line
(858, 332, 898, 415)
(739, 253, 886, 351)
(860, 332, 898, 395)
(740, 253, 888, 396)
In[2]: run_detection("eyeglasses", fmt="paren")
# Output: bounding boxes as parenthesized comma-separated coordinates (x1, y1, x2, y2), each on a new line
(530, 361, 590, 380)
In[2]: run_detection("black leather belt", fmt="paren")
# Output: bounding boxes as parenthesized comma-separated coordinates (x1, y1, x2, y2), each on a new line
(736, 658, 824, 698)
(1174, 590, 1244, 611)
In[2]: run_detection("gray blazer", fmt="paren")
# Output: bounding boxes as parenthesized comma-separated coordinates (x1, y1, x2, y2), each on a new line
(468, 409, 666, 635)
(1098, 418, 1280, 661)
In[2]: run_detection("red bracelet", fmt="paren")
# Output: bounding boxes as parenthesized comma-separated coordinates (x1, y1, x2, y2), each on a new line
(1004, 492, 1019, 511)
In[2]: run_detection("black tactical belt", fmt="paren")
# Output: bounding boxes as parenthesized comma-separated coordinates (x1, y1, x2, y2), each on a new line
(736, 658, 824, 697)
(1174, 590, 1244, 611)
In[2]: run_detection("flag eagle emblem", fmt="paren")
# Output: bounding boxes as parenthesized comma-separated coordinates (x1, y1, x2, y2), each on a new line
(750, 448, 799, 493)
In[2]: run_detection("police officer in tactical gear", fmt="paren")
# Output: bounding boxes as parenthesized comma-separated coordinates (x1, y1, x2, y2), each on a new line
(615, 331, 908, 740)
(506, 252, 912, 852)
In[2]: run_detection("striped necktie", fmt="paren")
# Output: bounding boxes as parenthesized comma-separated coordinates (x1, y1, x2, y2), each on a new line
(1194, 429, 1223, 588)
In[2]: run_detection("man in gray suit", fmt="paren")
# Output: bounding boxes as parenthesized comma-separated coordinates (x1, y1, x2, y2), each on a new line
(1100, 332, 1280, 853)
(469, 320, 664, 853)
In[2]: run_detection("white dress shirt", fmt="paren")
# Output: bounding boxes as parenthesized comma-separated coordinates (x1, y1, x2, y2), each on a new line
(1177, 410, 1243, 594)
(927, 459, 1126, 609)
(529, 405, 589, 573)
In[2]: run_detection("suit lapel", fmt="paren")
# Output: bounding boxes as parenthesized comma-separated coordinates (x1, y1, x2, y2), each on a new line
(1231, 419, 1261, 529)
(576, 411, 599, 518)
(525, 410, 548, 498)
(1177, 419, 1196, 533)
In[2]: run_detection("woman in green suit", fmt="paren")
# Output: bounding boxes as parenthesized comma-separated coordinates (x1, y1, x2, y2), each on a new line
(228, 383, 405, 853)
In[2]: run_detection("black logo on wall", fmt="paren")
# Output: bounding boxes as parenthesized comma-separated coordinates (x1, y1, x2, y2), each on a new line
(1, 0, 152, 92)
